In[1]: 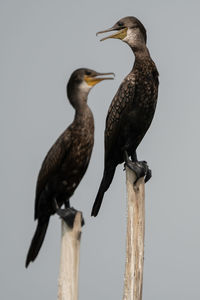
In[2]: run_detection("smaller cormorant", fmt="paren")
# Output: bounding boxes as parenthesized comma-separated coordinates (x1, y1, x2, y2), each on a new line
(91, 16, 159, 217)
(26, 68, 114, 267)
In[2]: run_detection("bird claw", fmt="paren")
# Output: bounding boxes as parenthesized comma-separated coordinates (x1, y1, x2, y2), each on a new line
(125, 160, 152, 185)
(56, 207, 85, 228)
(144, 168, 152, 183)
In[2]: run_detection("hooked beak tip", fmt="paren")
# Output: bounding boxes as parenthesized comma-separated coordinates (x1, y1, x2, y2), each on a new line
(96, 72, 115, 81)
(99, 37, 107, 42)
(104, 72, 115, 78)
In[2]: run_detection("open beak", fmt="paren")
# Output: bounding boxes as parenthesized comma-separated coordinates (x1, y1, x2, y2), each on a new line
(96, 26, 128, 42)
(84, 72, 115, 86)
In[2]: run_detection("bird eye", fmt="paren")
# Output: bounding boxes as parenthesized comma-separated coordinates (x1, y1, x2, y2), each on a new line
(86, 71, 91, 76)
(117, 21, 124, 27)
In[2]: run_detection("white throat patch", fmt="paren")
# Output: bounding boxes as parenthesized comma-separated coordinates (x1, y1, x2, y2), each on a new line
(79, 80, 92, 94)
(123, 28, 138, 46)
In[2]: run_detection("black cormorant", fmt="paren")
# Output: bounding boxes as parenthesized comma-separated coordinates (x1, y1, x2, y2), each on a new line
(91, 16, 159, 217)
(26, 68, 114, 267)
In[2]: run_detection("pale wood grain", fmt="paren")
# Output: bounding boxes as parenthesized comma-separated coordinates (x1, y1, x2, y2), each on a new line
(123, 168, 145, 300)
(57, 213, 82, 300)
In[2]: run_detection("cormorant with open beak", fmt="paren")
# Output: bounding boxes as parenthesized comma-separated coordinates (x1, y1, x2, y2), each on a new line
(91, 17, 159, 217)
(26, 68, 114, 267)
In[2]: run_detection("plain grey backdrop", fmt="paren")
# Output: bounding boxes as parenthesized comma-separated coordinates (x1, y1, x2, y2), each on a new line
(1, 0, 200, 299)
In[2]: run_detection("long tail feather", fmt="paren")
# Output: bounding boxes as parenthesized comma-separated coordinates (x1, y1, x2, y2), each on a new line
(91, 166, 116, 217)
(25, 218, 49, 268)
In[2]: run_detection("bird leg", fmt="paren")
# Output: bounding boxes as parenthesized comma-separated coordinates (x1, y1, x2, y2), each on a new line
(53, 199, 84, 228)
(131, 151, 152, 183)
(124, 151, 152, 185)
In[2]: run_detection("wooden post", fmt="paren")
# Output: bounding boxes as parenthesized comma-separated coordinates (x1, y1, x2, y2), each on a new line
(57, 212, 82, 300)
(123, 168, 145, 300)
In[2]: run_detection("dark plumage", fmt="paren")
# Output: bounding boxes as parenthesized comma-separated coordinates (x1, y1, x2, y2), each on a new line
(26, 68, 114, 267)
(91, 17, 159, 217)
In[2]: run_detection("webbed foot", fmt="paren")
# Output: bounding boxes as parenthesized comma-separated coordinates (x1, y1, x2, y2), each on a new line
(54, 200, 84, 228)
(57, 207, 85, 228)
(144, 167, 152, 183)
(124, 151, 152, 184)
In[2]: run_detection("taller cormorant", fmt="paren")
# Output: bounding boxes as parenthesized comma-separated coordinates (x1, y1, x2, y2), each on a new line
(91, 17, 159, 217)
(26, 68, 114, 267)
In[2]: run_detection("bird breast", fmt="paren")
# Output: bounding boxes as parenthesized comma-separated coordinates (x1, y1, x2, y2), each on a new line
(61, 116, 94, 189)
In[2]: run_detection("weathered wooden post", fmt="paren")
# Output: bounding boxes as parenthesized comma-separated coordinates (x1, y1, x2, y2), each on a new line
(123, 168, 145, 300)
(57, 212, 82, 300)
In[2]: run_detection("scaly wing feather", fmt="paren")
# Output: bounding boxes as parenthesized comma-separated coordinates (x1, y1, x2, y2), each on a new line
(105, 74, 136, 161)
(34, 129, 71, 219)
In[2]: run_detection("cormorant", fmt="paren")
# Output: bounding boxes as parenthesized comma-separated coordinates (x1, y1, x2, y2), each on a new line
(91, 16, 159, 217)
(26, 68, 114, 267)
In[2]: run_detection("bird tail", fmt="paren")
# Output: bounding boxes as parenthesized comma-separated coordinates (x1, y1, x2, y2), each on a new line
(91, 166, 116, 217)
(25, 218, 49, 268)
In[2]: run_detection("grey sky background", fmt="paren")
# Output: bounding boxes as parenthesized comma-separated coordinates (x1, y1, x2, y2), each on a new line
(1, 0, 200, 299)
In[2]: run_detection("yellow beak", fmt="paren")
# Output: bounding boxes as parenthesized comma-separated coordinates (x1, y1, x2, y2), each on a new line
(84, 73, 115, 86)
(96, 27, 128, 42)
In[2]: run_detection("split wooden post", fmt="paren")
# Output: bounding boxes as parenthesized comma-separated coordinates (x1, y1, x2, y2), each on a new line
(123, 167, 145, 300)
(57, 212, 82, 300)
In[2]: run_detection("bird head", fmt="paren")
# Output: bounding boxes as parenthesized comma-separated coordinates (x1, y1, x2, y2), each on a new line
(96, 16, 147, 49)
(67, 68, 115, 104)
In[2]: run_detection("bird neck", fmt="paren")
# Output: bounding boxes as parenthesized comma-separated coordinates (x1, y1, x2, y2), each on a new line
(75, 105, 88, 119)
(131, 44, 150, 61)
(130, 44, 155, 73)
(68, 88, 88, 114)
(73, 96, 91, 121)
